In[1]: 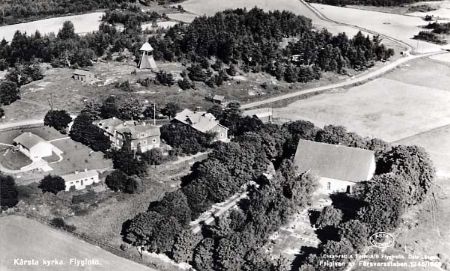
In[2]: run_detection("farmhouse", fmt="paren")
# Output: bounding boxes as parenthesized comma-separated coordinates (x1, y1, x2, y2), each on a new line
(13, 132, 55, 162)
(93, 118, 161, 152)
(293, 139, 375, 194)
(72, 69, 94, 82)
(174, 109, 229, 142)
(62, 169, 100, 191)
(243, 108, 273, 123)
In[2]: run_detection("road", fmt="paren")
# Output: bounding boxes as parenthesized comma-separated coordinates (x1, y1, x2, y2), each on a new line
(241, 1, 445, 110)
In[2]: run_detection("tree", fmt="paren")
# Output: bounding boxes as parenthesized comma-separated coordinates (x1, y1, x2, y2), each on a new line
(0, 80, 20, 105)
(193, 238, 216, 271)
(0, 107, 4, 118)
(317, 238, 354, 270)
(0, 174, 19, 209)
(315, 206, 343, 229)
(105, 170, 128, 192)
(357, 173, 408, 233)
(70, 113, 111, 152)
(216, 235, 245, 271)
(111, 149, 147, 177)
(376, 145, 435, 205)
(207, 104, 223, 118)
(171, 229, 202, 263)
(143, 148, 163, 165)
(160, 122, 213, 155)
(161, 102, 181, 119)
(149, 190, 192, 225)
(58, 21, 77, 40)
(39, 175, 65, 194)
(338, 220, 370, 251)
(155, 71, 175, 86)
(44, 110, 72, 133)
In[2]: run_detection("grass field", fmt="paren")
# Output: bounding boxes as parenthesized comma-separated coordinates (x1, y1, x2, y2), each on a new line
(311, 4, 444, 53)
(0, 215, 155, 271)
(0, 12, 104, 42)
(273, 57, 450, 143)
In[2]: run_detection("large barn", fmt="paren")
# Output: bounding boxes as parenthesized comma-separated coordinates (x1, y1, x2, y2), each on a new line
(293, 139, 376, 194)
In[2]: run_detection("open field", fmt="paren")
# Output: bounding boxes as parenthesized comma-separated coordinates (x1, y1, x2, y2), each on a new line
(0, 12, 104, 42)
(273, 57, 450, 142)
(178, 0, 369, 37)
(407, 0, 450, 19)
(312, 3, 444, 53)
(0, 215, 155, 271)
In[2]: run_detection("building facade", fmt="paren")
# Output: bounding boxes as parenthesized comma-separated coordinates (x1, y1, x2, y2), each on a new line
(293, 139, 376, 194)
(93, 118, 161, 152)
(62, 169, 100, 191)
(174, 109, 229, 142)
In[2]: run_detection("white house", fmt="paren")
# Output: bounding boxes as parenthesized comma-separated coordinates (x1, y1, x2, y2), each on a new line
(62, 169, 100, 191)
(293, 139, 376, 194)
(13, 132, 54, 162)
(174, 109, 229, 142)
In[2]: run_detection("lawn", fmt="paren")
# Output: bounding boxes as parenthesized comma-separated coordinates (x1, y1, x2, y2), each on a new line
(0, 149, 32, 170)
(0, 215, 155, 271)
(273, 57, 450, 142)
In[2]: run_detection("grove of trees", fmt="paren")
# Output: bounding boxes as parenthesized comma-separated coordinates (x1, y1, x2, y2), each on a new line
(150, 8, 394, 84)
(309, 0, 429, 7)
(120, 104, 435, 271)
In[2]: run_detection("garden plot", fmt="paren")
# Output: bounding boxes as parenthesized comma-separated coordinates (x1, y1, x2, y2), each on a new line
(273, 77, 450, 142)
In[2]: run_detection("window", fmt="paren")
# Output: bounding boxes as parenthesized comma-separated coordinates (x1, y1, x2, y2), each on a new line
(152, 139, 157, 143)
(327, 182, 331, 190)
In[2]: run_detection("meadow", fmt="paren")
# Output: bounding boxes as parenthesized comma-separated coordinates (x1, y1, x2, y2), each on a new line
(0, 215, 155, 271)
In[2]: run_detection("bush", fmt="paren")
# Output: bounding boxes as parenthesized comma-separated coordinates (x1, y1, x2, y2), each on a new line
(50, 217, 76, 232)
(156, 71, 175, 86)
(178, 77, 195, 90)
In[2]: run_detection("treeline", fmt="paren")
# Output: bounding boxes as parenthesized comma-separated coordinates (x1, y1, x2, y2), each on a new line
(150, 8, 394, 84)
(308, 0, 428, 7)
(0, 17, 145, 69)
(101, 4, 162, 27)
(413, 21, 450, 45)
(0, 0, 136, 25)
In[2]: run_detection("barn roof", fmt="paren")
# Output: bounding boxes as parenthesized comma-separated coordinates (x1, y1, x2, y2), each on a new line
(175, 109, 227, 133)
(73, 69, 93, 76)
(213, 95, 225, 101)
(62, 170, 98, 182)
(13, 132, 50, 150)
(140, 42, 154, 52)
(293, 139, 375, 182)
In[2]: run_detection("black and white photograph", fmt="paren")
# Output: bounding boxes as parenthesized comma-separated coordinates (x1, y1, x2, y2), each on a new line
(0, 0, 448, 270)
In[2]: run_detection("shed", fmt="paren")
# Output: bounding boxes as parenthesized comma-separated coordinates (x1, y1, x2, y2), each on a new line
(73, 69, 94, 82)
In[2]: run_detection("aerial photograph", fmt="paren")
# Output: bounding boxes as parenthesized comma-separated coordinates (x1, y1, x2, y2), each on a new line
(0, 0, 449, 270)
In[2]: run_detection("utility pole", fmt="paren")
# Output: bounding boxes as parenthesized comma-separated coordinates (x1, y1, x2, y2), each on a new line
(153, 103, 156, 126)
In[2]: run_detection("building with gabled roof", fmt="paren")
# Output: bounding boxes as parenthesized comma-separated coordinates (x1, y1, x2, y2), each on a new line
(93, 117, 161, 152)
(62, 169, 100, 191)
(72, 69, 94, 82)
(293, 139, 376, 194)
(174, 109, 228, 142)
(13, 132, 54, 162)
